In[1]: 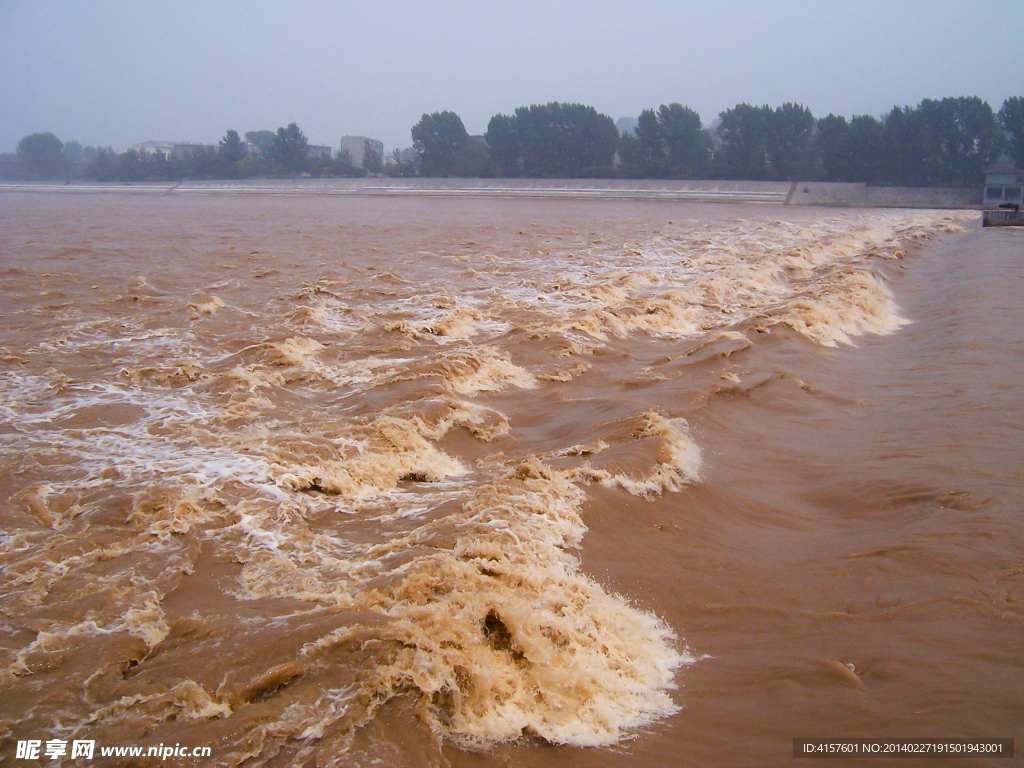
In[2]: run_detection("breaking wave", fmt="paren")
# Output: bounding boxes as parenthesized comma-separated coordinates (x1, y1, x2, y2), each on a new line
(0, 204, 969, 762)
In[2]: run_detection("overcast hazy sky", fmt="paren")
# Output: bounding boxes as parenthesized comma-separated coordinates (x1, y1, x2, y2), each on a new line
(2, 1, 1021, 153)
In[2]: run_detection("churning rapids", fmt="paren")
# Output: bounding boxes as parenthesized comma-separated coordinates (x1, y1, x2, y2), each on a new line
(1, 193, 1020, 766)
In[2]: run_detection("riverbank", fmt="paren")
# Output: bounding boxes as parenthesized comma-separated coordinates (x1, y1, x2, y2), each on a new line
(0, 179, 979, 208)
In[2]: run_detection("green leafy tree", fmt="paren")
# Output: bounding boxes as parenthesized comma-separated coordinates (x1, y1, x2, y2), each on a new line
(484, 114, 520, 177)
(634, 109, 666, 177)
(83, 147, 119, 181)
(383, 149, 417, 178)
(17, 132, 68, 179)
(627, 104, 709, 178)
(62, 140, 83, 165)
(412, 111, 469, 177)
(333, 149, 362, 177)
(218, 129, 246, 177)
(715, 104, 770, 179)
(363, 143, 384, 175)
(116, 149, 147, 182)
(141, 151, 170, 181)
(844, 115, 885, 183)
(271, 123, 308, 175)
(60, 140, 86, 179)
(1000, 97, 1024, 169)
(915, 97, 1001, 186)
(817, 113, 886, 183)
(453, 140, 497, 177)
(521, 103, 618, 177)
(180, 145, 218, 180)
(882, 105, 925, 185)
(880, 98, 1000, 187)
(659, 103, 709, 178)
(815, 114, 850, 181)
(485, 103, 617, 178)
(305, 151, 334, 178)
(236, 155, 265, 179)
(765, 103, 814, 180)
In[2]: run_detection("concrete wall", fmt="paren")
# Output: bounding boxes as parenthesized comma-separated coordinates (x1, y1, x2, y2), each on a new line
(1, 178, 980, 208)
(790, 181, 977, 209)
(175, 178, 794, 203)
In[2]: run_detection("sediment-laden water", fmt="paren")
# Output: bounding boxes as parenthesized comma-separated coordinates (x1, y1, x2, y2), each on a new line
(0, 193, 1020, 766)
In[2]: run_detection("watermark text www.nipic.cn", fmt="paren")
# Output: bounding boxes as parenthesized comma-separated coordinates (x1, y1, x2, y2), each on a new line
(16, 740, 213, 760)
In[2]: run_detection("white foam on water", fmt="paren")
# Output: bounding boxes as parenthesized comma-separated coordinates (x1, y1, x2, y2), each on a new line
(0, 209, 968, 757)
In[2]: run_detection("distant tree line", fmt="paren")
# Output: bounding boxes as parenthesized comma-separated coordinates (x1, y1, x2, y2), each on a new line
(409, 95, 1024, 186)
(85, 124, 368, 181)
(9, 96, 1023, 186)
(6, 123, 370, 182)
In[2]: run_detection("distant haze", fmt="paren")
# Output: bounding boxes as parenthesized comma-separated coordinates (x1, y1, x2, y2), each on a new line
(1, 0, 1021, 153)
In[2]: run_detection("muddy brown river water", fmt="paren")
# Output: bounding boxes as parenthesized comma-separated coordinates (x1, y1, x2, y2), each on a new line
(0, 192, 1020, 766)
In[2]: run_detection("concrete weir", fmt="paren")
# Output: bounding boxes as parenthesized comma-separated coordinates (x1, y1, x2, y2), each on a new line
(0, 178, 977, 208)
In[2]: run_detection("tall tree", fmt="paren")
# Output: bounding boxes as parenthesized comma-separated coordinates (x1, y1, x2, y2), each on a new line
(453, 140, 496, 177)
(62, 140, 84, 165)
(484, 114, 520, 177)
(489, 103, 618, 177)
(815, 114, 850, 181)
(815, 113, 885, 182)
(634, 108, 666, 177)
(659, 103, 709, 178)
(271, 123, 308, 175)
(882, 105, 925, 185)
(765, 103, 814, 180)
(844, 115, 885, 183)
(627, 104, 709, 178)
(715, 104, 770, 179)
(998, 96, 1024, 169)
(915, 97, 1001, 186)
(116, 149, 147, 182)
(363, 143, 384, 175)
(17, 132, 68, 179)
(83, 148, 119, 181)
(218, 130, 246, 178)
(179, 145, 218, 180)
(412, 111, 469, 177)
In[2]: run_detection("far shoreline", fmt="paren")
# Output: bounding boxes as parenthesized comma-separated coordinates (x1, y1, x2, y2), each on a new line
(0, 179, 979, 209)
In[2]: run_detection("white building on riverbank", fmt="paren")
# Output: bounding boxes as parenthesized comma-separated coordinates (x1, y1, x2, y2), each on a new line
(340, 136, 383, 169)
(129, 141, 216, 159)
(984, 165, 1023, 208)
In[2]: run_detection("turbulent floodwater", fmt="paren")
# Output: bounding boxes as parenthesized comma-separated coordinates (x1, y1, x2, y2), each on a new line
(0, 193, 1021, 766)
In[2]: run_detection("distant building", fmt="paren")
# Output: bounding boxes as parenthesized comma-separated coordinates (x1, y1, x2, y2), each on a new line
(129, 141, 176, 157)
(398, 147, 417, 164)
(341, 136, 384, 168)
(616, 117, 638, 136)
(129, 141, 215, 159)
(984, 165, 1023, 208)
